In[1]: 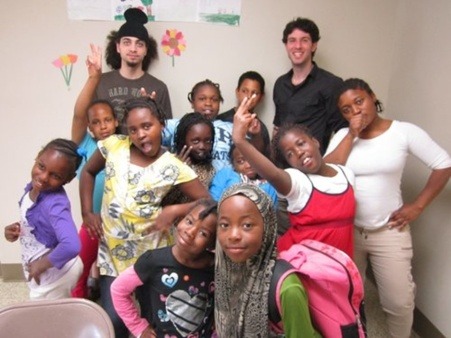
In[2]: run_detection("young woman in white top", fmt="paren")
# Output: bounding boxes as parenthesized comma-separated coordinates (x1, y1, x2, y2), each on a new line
(325, 78, 451, 338)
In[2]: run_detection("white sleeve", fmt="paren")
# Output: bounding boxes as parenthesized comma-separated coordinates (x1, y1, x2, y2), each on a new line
(402, 122, 451, 169)
(324, 127, 350, 156)
(283, 169, 313, 213)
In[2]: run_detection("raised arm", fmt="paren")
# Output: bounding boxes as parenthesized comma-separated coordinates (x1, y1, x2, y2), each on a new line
(324, 112, 365, 164)
(233, 96, 291, 195)
(72, 44, 102, 144)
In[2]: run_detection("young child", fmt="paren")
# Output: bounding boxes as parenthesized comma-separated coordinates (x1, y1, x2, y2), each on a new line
(162, 79, 234, 171)
(232, 95, 356, 258)
(209, 143, 278, 206)
(217, 70, 271, 156)
(215, 183, 321, 337)
(111, 198, 217, 338)
(162, 112, 216, 206)
(71, 99, 118, 299)
(4, 139, 83, 300)
(80, 97, 209, 338)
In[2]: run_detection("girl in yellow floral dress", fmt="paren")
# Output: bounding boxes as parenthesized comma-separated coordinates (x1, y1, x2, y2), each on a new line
(80, 97, 209, 338)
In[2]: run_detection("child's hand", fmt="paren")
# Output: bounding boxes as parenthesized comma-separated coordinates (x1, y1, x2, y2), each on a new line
(4, 222, 20, 242)
(142, 206, 176, 245)
(177, 145, 192, 165)
(247, 118, 262, 136)
(27, 255, 52, 285)
(140, 88, 157, 101)
(141, 325, 157, 338)
(86, 43, 102, 78)
(233, 95, 257, 143)
(82, 212, 103, 239)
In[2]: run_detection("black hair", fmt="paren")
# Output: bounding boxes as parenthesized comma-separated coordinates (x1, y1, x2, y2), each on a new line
(237, 71, 265, 95)
(282, 17, 320, 57)
(39, 138, 83, 174)
(174, 112, 215, 155)
(187, 79, 224, 104)
(228, 143, 238, 166)
(105, 30, 158, 72)
(271, 123, 315, 169)
(123, 97, 166, 127)
(87, 99, 117, 120)
(194, 198, 218, 221)
(334, 78, 384, 113)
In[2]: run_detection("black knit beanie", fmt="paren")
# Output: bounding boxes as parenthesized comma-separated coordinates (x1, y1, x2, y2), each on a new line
(117, 8, 149, 41)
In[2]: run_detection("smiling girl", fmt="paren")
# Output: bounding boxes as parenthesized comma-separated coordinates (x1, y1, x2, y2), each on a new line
(232, 95, 356, 258)
(215, 184, 320, 337)
(4, 139, 83, 300)
(80, 97, 209, 337)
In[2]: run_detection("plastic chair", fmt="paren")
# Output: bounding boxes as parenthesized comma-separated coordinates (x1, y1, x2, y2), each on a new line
(0, 298, 115, 337)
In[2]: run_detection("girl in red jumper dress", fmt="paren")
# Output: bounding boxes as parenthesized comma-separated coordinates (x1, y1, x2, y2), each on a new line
(232, 95, 356, 258)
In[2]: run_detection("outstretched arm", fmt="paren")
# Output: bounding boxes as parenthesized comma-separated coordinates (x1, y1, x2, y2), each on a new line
(389, 167, 451, 230)
(72, 44, 102, 144)
(233, 96, 291, 195)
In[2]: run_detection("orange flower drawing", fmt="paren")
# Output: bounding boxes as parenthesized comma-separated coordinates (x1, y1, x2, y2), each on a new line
(161, 29, 186, 67)
(52, 54, 78, 89)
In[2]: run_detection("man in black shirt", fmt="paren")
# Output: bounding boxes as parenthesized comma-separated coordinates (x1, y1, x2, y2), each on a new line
(273, 17, 347, 155)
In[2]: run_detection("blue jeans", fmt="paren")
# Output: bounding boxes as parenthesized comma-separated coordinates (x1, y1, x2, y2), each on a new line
(99, 275, 130, 338)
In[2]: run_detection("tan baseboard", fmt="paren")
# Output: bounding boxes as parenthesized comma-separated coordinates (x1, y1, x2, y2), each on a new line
(0, 263, 25, 282)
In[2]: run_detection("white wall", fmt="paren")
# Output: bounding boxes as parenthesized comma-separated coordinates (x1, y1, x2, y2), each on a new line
(1, 0, 449, 334)
(386, 1, 451, 335)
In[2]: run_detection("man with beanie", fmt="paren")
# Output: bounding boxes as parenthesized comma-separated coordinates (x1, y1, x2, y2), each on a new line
(74, 8, 172, 134)
(71, 8, 172, 338)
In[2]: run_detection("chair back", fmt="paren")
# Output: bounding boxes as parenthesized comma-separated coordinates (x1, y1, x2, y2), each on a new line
(0, 298, 115, 338)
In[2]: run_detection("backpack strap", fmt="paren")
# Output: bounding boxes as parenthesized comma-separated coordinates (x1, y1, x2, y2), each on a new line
(268, 259, 296, 326)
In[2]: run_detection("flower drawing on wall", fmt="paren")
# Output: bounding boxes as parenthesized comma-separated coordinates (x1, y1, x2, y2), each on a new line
(52, 54, 78, 89)
(161, 29, 186, 67)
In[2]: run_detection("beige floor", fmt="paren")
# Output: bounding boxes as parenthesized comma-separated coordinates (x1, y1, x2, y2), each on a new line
(0, 277, 419, 337)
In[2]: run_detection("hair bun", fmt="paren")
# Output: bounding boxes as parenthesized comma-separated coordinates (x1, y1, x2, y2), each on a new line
(124, 8, 148, 25)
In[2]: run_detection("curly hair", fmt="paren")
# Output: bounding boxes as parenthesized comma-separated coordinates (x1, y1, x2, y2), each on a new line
(105, 30, 158, 71)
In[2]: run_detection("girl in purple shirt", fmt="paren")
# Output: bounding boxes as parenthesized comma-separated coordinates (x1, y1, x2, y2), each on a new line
(4, 138, 84, 300)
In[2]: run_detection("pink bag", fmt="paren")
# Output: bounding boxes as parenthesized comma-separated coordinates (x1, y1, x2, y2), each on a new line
(270, 239, 366, 338)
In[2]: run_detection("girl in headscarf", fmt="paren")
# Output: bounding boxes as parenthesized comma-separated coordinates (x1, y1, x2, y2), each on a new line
(215, 183, 321, 337)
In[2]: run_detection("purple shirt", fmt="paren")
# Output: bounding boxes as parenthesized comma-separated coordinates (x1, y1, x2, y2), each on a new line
(19, 183, 80, 269)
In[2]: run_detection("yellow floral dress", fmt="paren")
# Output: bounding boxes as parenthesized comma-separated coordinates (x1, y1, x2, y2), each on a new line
(97, 135, 197, 276)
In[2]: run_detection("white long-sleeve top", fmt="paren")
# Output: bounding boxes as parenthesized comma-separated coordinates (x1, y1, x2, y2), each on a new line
(326, 121, 451, 229)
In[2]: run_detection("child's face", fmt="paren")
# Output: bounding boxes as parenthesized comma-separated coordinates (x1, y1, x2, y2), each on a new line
(191, 85, 221, 120)
(87, 103, 118, 140)
(126, 107, 163, 157)
(185, 123, 213, 163)
(217, 195, 264, 263)
(232, 148, 257, 180)
(175, 204, 217, 256)
(279, 130, 322, 174)
(235, 79, 263, 112)
(31, 149, 74, 194)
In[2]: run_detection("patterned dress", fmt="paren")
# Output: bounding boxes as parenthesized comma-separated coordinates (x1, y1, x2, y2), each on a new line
(97, 135, 197, 276)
